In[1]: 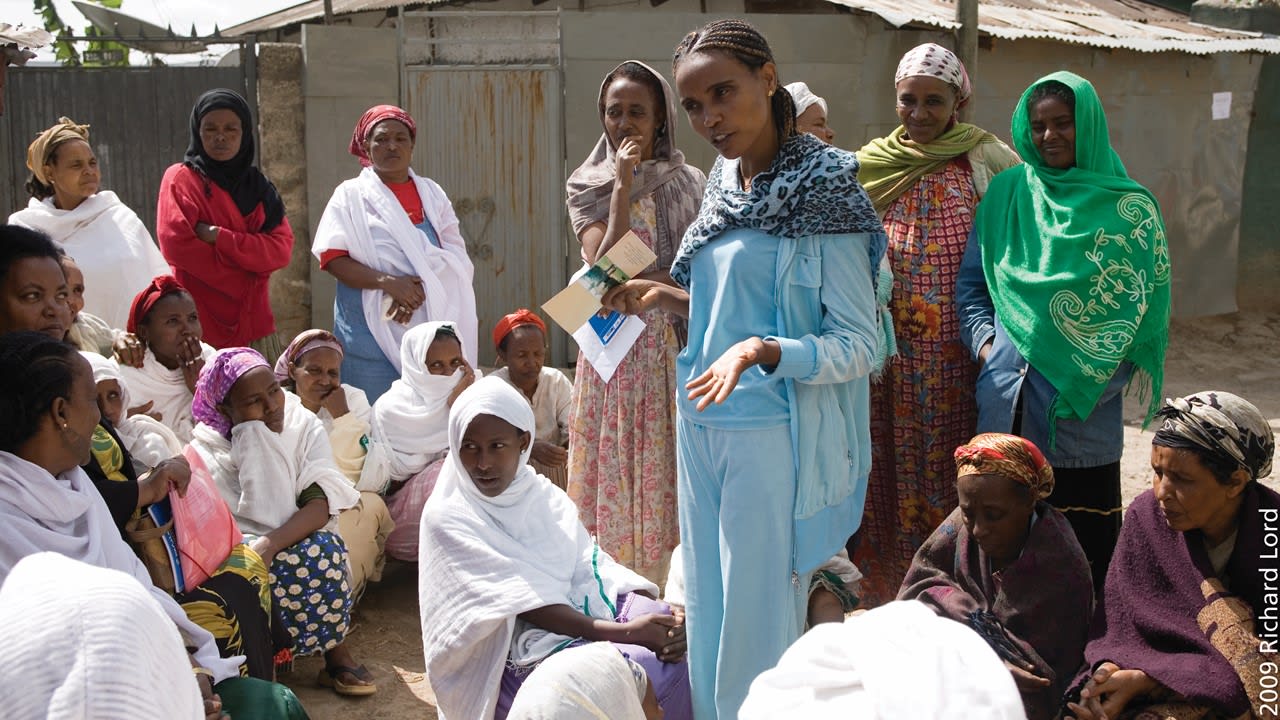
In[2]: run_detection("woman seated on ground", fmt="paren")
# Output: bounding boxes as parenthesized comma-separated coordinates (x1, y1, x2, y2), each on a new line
(898, 432, 1092, 720)
(117, 275, 215, 443)
(189, 347, 376, 697)
(491, 309, 572, 489)
(368, 321, 476, 562)
(59, 252, 116, 357)
(1066, 391, 1277, 720)
(83, 351, 182, 475)
(9, 116, 169, 330)
(0, 332, 305, 719)
(0, 224, 70, 342)
(276, 328, 394, 600)
(420, 377, 692, 720)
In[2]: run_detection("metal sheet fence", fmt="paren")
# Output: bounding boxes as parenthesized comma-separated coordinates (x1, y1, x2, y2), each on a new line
(1, 66, 248, 236)
(404, 66, 567, 367)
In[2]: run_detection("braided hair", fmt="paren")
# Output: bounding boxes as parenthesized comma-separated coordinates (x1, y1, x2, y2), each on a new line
(672, 19, 797, 147)
(0, 332, 80, 453)
(1027, 80, 1075, 114)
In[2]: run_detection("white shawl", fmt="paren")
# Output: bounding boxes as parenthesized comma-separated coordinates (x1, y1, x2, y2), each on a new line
(367, 322, 471, 486)
(118, 343, 216, 444)
(190, 393, 360, 537)
(506, 642, 647, 720)
(419, 377, 656, 720)
(82, 352, 182, 475)
(739, 601, 1024, 720)
(0, 452, 240, 683)
(8, 192, 171, 330)
(0, 552, 204, 720)
(311, 167, 478, 367)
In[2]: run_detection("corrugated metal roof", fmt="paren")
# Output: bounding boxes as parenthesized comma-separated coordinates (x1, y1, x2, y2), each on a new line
(825, 0, 1280, 53)
(225, 0, 446, 36)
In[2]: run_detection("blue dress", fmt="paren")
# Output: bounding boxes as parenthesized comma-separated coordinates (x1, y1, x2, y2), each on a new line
(333, 218, 441, 403)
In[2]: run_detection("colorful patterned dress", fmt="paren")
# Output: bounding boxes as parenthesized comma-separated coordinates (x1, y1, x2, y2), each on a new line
(854, 159, 980, 607)
(567, 196, 680, 583)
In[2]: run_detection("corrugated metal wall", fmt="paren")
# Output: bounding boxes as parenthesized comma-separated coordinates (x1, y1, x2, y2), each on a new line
(1, 66, 248, 235)
(404, 67, 565, 367)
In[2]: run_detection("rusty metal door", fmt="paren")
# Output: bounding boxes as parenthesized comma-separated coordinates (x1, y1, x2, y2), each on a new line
(404, 67, 565, 367)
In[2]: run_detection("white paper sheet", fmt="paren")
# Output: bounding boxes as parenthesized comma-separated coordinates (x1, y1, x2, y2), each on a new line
(571, 310, 646, 384)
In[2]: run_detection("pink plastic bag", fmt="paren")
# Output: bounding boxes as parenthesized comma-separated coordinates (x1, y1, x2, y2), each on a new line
(171, 446, 243, 589)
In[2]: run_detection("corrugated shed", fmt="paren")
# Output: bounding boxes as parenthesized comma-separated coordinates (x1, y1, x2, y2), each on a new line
(226, 0, 446, 36)
(825, 0, 1280, 53)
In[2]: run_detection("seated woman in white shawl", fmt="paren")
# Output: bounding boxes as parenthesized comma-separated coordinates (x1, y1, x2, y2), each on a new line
(0, 331, 306, 719)
(117, 275, 216, 443)
(419, 377, 692, 720)
(275, 328, 394, 600)
(59, 253, 117, 357)
(8, 117, 169, 330)
(312, 104, 477, 403)
(369, 321, 476, 562)
(189, 347, 376, 697)
(82, 351, 182, 475)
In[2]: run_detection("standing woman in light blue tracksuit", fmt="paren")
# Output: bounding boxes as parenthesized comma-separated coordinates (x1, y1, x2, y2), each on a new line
(604, 19, 886, 719)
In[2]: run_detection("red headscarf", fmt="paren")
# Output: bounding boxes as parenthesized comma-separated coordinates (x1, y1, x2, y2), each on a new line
(348, 105, 417, 167)
(953, 432, 1055, 499)
(127, 275, 187, 334)
(492, 309, 547, 351)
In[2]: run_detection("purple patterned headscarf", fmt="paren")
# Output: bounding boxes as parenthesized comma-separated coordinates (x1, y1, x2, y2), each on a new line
(192, 347, 270, 438)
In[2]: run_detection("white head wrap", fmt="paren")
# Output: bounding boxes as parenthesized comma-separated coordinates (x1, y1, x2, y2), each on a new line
(740, 601, 1024, 720)
(0, 552, 204, 720)
(894, 43, 972, 101)
(369, 321, 467, 479)
(507, 642, 648, 720)
(784, 81, 828, 118)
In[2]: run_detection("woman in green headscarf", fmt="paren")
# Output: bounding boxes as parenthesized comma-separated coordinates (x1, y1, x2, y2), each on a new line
(955, 71, 1171, 594)
(852, 43, 1020, 607)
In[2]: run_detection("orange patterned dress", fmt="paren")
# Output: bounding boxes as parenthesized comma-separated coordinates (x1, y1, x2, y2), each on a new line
(854, 158, 981, 607)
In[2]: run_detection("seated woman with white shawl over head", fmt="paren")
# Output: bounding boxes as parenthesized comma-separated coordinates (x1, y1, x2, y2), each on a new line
(275, 328, 394, 600)
(368, 321, 476, 562)
(419, 377, 692, 720)
(188, 347, 376, 697)
(0, 332, 306, 719)
(312, 104, 477, 403)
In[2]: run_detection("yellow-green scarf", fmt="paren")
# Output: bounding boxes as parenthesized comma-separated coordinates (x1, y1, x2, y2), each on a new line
(856, 123, 1001, 213)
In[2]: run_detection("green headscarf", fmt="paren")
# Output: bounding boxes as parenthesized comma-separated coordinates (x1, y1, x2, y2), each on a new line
(975, 71, 1170, 430)
(857, 123, 1003, 213)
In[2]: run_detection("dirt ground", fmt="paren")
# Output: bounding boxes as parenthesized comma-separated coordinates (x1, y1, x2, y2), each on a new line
(287, 311, 1280, 719)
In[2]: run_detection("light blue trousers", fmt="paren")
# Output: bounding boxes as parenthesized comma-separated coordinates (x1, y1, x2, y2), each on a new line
(677, 418, 806, 719)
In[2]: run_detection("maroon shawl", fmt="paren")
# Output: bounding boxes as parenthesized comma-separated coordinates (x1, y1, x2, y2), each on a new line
(899, 502, 1093, 720)
(1079, 485, 1279, 717)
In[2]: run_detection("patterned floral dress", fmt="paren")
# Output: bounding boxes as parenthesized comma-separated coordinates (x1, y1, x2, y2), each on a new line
(854, 159, 980, 607)
(567, 196, 680, 583)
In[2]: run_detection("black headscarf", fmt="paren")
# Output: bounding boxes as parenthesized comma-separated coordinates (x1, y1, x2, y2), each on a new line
(183, 88, 285, 232)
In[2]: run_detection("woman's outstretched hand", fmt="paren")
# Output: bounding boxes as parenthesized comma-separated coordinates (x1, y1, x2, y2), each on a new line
(686, 337, 778, 411)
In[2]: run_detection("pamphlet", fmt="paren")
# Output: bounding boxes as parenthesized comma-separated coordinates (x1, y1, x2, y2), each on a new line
(542, 231, 656, 334)
(148, 497, 185, 594)
(572, 309, 646, 384)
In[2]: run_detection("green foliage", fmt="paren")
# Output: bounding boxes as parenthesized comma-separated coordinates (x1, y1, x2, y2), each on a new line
(31, 0, 80, 66)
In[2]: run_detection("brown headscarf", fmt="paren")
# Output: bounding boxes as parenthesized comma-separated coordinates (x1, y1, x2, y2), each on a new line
(25, 117, 90, 186)
(565, 60, 704, 270)
(954, 432, 1055, 499)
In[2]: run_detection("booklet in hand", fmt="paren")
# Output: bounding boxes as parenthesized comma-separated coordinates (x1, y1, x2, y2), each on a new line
(542, 230, 656, 334)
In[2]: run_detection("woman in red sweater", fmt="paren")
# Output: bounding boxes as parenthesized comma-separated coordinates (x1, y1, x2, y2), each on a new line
(157, 88, 293, 358)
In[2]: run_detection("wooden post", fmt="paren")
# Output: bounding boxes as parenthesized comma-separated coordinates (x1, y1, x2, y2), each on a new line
(956, 0, 978, 119)
(323, 0, 335, 25)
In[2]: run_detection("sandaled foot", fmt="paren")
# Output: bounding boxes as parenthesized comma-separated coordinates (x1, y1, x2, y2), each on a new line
(318, 664, 377, 696)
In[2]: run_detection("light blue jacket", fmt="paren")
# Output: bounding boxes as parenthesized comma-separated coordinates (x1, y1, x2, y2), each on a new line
(763, 230, 885, 573)
(955, 229, 1130, 468)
